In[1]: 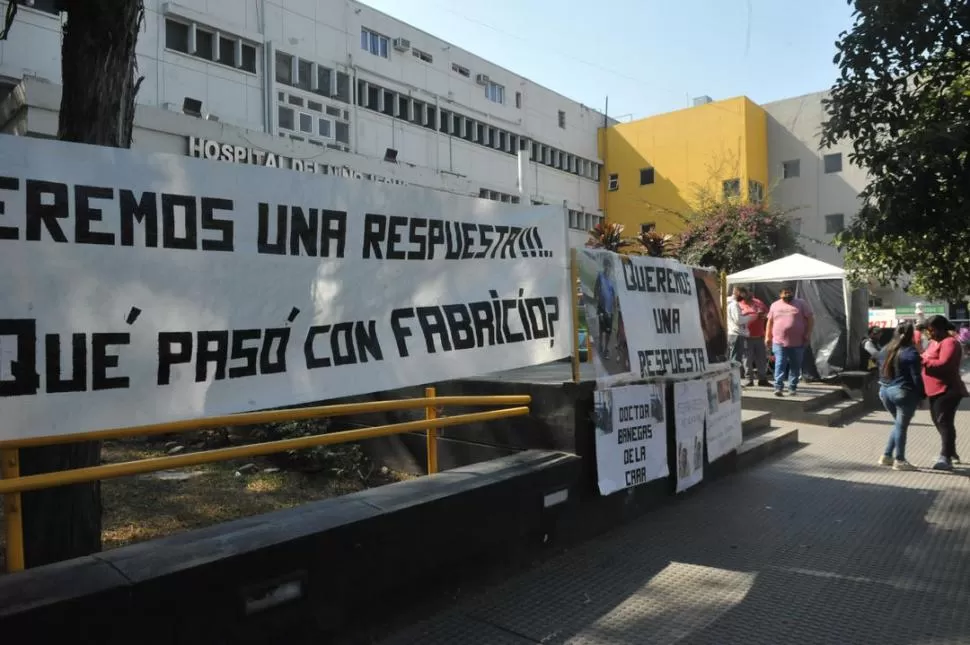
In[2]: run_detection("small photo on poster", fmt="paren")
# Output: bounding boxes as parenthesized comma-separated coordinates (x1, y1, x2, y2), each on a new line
(579, 250, 632, 378)
(593, 388, 615, 435)
(693, 268, 728, 367)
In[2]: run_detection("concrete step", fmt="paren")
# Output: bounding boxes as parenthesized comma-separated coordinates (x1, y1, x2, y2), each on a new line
(741, 409, 772, 437)
(803, 398, 868, 427)
(742, 385, 852, 422)
(736, 425, 799, 471)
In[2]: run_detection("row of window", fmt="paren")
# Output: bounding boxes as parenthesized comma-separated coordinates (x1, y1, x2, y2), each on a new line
(568, 209, 603, 232)
(275, 51, 352, 103)
(479, 189, 521, 204)
(783, 153, 843, 178)
(788, 214, 844, 236)
(165, 19, 258, 73)
(355, 78, 601, 180)
(276, 90, 350, 149)
(360, 26, 566, 125)
(608, 152, 847, 196)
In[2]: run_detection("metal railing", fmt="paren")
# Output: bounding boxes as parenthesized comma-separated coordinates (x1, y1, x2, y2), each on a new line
(0, 388, 531, 573)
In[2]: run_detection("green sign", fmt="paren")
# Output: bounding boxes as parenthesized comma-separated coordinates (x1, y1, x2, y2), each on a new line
(895, 304, 946, 316)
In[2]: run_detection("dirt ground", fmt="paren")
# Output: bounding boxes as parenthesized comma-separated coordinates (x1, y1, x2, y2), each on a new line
(0, 437, 411, 571)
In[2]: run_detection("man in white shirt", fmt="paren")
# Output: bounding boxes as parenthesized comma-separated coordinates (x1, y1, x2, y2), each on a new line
(727, 286, 756, 380)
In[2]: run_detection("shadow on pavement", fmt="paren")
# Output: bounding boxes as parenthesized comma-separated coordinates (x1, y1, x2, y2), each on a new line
(382, 458, 970, 645)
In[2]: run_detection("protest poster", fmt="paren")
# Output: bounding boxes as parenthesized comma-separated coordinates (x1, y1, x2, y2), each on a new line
(0, 136, 570, 441)
(592, 383, 667, 496)
(673, 379, 707, 493)
(577, 249, 728, 384)
(705, 370, 743, 461)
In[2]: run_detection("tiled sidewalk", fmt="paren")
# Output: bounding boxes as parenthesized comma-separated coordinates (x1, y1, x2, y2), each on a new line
(379, 400, 970, 645)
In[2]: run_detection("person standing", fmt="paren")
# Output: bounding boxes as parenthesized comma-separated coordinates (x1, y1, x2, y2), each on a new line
(594, 256, 618, 359)
(740, 290, 769, 386)
(727, 286, 755, 380)
(764, 286, 814, 397)
(875, 323, 923, 471)
(921, 315, 968, 471)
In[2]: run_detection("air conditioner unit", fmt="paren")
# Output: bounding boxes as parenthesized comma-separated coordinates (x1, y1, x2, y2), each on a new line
(475, 74, 489, 86)
(392, 37, 411, 52)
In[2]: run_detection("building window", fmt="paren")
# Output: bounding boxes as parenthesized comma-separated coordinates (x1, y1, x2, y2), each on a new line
(485, 81, 505, 104)
(275, 51, 293, 84)
(278, 105, 294, 130)
(782, 159, 800, 179)
(217, 36, 235, 67)
(825, 213, 845, 234)
(296, 59, 313, 91)
(639, 168, 655, 185)
(193, 28, 214, 60)
(451, 63, 470, 78)
(608, 174, 619, 191)
(412, 48, 433, 63)
(361, 28, 389, 58)
(318, 118, 333, 138)
(791, 217, 802, 234)
(515, 92, 522, 108)
(640, 223, 656, 235)
(165, 20, 190, 53)
(558, 110, 566, 129)
(823, 153, 843, 174)
(241, 45, 257, 73)
(748, 180, 765, 203)
(722, 178, 741, 198)
(23, 0, 59, 14)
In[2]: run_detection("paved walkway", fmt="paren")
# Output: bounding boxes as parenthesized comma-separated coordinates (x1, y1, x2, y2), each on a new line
(381, 399, 970, 644)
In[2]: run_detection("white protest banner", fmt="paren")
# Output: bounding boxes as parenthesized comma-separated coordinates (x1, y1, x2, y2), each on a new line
(705, 371, 743, 461)
(673, 379, 707, 493)
(577, 249, 728, 384)
(0, 136, 569, 441)
(592, 384, 667, 496)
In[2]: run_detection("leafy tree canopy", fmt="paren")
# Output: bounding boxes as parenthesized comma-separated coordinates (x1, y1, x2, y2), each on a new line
(674, 200, 801, 274)
(821, 0, 970, 301)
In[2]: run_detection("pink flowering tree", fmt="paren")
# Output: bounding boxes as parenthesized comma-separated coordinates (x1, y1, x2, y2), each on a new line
(673, 200, 802, 273)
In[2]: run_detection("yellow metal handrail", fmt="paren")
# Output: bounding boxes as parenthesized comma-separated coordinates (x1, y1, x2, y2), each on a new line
(0, 390, 531, 573)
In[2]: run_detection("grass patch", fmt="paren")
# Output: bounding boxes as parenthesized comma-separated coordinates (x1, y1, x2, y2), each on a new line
(0, 438, 412, 570)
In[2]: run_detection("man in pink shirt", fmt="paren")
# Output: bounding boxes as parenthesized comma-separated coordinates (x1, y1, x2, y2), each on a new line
(764, 286, 814, 396)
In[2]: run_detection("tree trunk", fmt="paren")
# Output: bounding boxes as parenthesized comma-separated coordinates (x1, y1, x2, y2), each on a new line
(20, 0, 144, 568)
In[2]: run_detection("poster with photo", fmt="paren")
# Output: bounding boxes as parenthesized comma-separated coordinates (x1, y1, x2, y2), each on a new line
(706, 371, 743, 462)
(577, 250, 631, 385)
(577, 248, 728, 385)
(673, 379, 707, 493)
(593, 384, 668, 496)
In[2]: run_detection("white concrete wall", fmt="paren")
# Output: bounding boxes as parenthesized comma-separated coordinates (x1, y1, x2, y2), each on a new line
(762, 91, 919, 306)
(763, 91, 867, 267)
(0, 0, 605, 244)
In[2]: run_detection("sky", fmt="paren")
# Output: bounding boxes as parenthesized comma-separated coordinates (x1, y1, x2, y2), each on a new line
(361, 0, 856, 120)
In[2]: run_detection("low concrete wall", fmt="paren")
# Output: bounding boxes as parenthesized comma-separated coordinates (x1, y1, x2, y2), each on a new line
(0, 450, 581, 645)
(327, 378, 596, 475)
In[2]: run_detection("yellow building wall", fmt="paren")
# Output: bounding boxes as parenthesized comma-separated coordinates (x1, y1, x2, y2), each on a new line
(599, 96, 769, 235)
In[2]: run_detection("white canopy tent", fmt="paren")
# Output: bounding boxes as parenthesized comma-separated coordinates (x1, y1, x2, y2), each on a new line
(727, 253, 847, 284)
(727, 253, 865, 378)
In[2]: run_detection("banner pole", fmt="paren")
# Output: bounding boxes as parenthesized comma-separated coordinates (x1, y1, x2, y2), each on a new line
(570, 247, 581, 383)
(719, 270, 728, 328)
(1, 448, 24, 572)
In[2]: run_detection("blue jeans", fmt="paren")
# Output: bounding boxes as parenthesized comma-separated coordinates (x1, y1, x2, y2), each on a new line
(772, 344, 805, 392)
(880, 385, 918, 461)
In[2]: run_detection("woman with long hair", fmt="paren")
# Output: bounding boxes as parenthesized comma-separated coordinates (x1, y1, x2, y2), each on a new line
(876, 322, 924, 471)
(921, 315, 969, 471)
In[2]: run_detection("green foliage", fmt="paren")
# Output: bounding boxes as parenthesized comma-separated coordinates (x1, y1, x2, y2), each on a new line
(586, 220, 633, 253)
(674, 200, 801, 273)
(821, 0, 970, 301)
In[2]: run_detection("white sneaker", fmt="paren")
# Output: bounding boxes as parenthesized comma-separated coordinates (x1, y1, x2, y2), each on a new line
(878, 455, 893, 467)
(893, 460, 917, 471)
